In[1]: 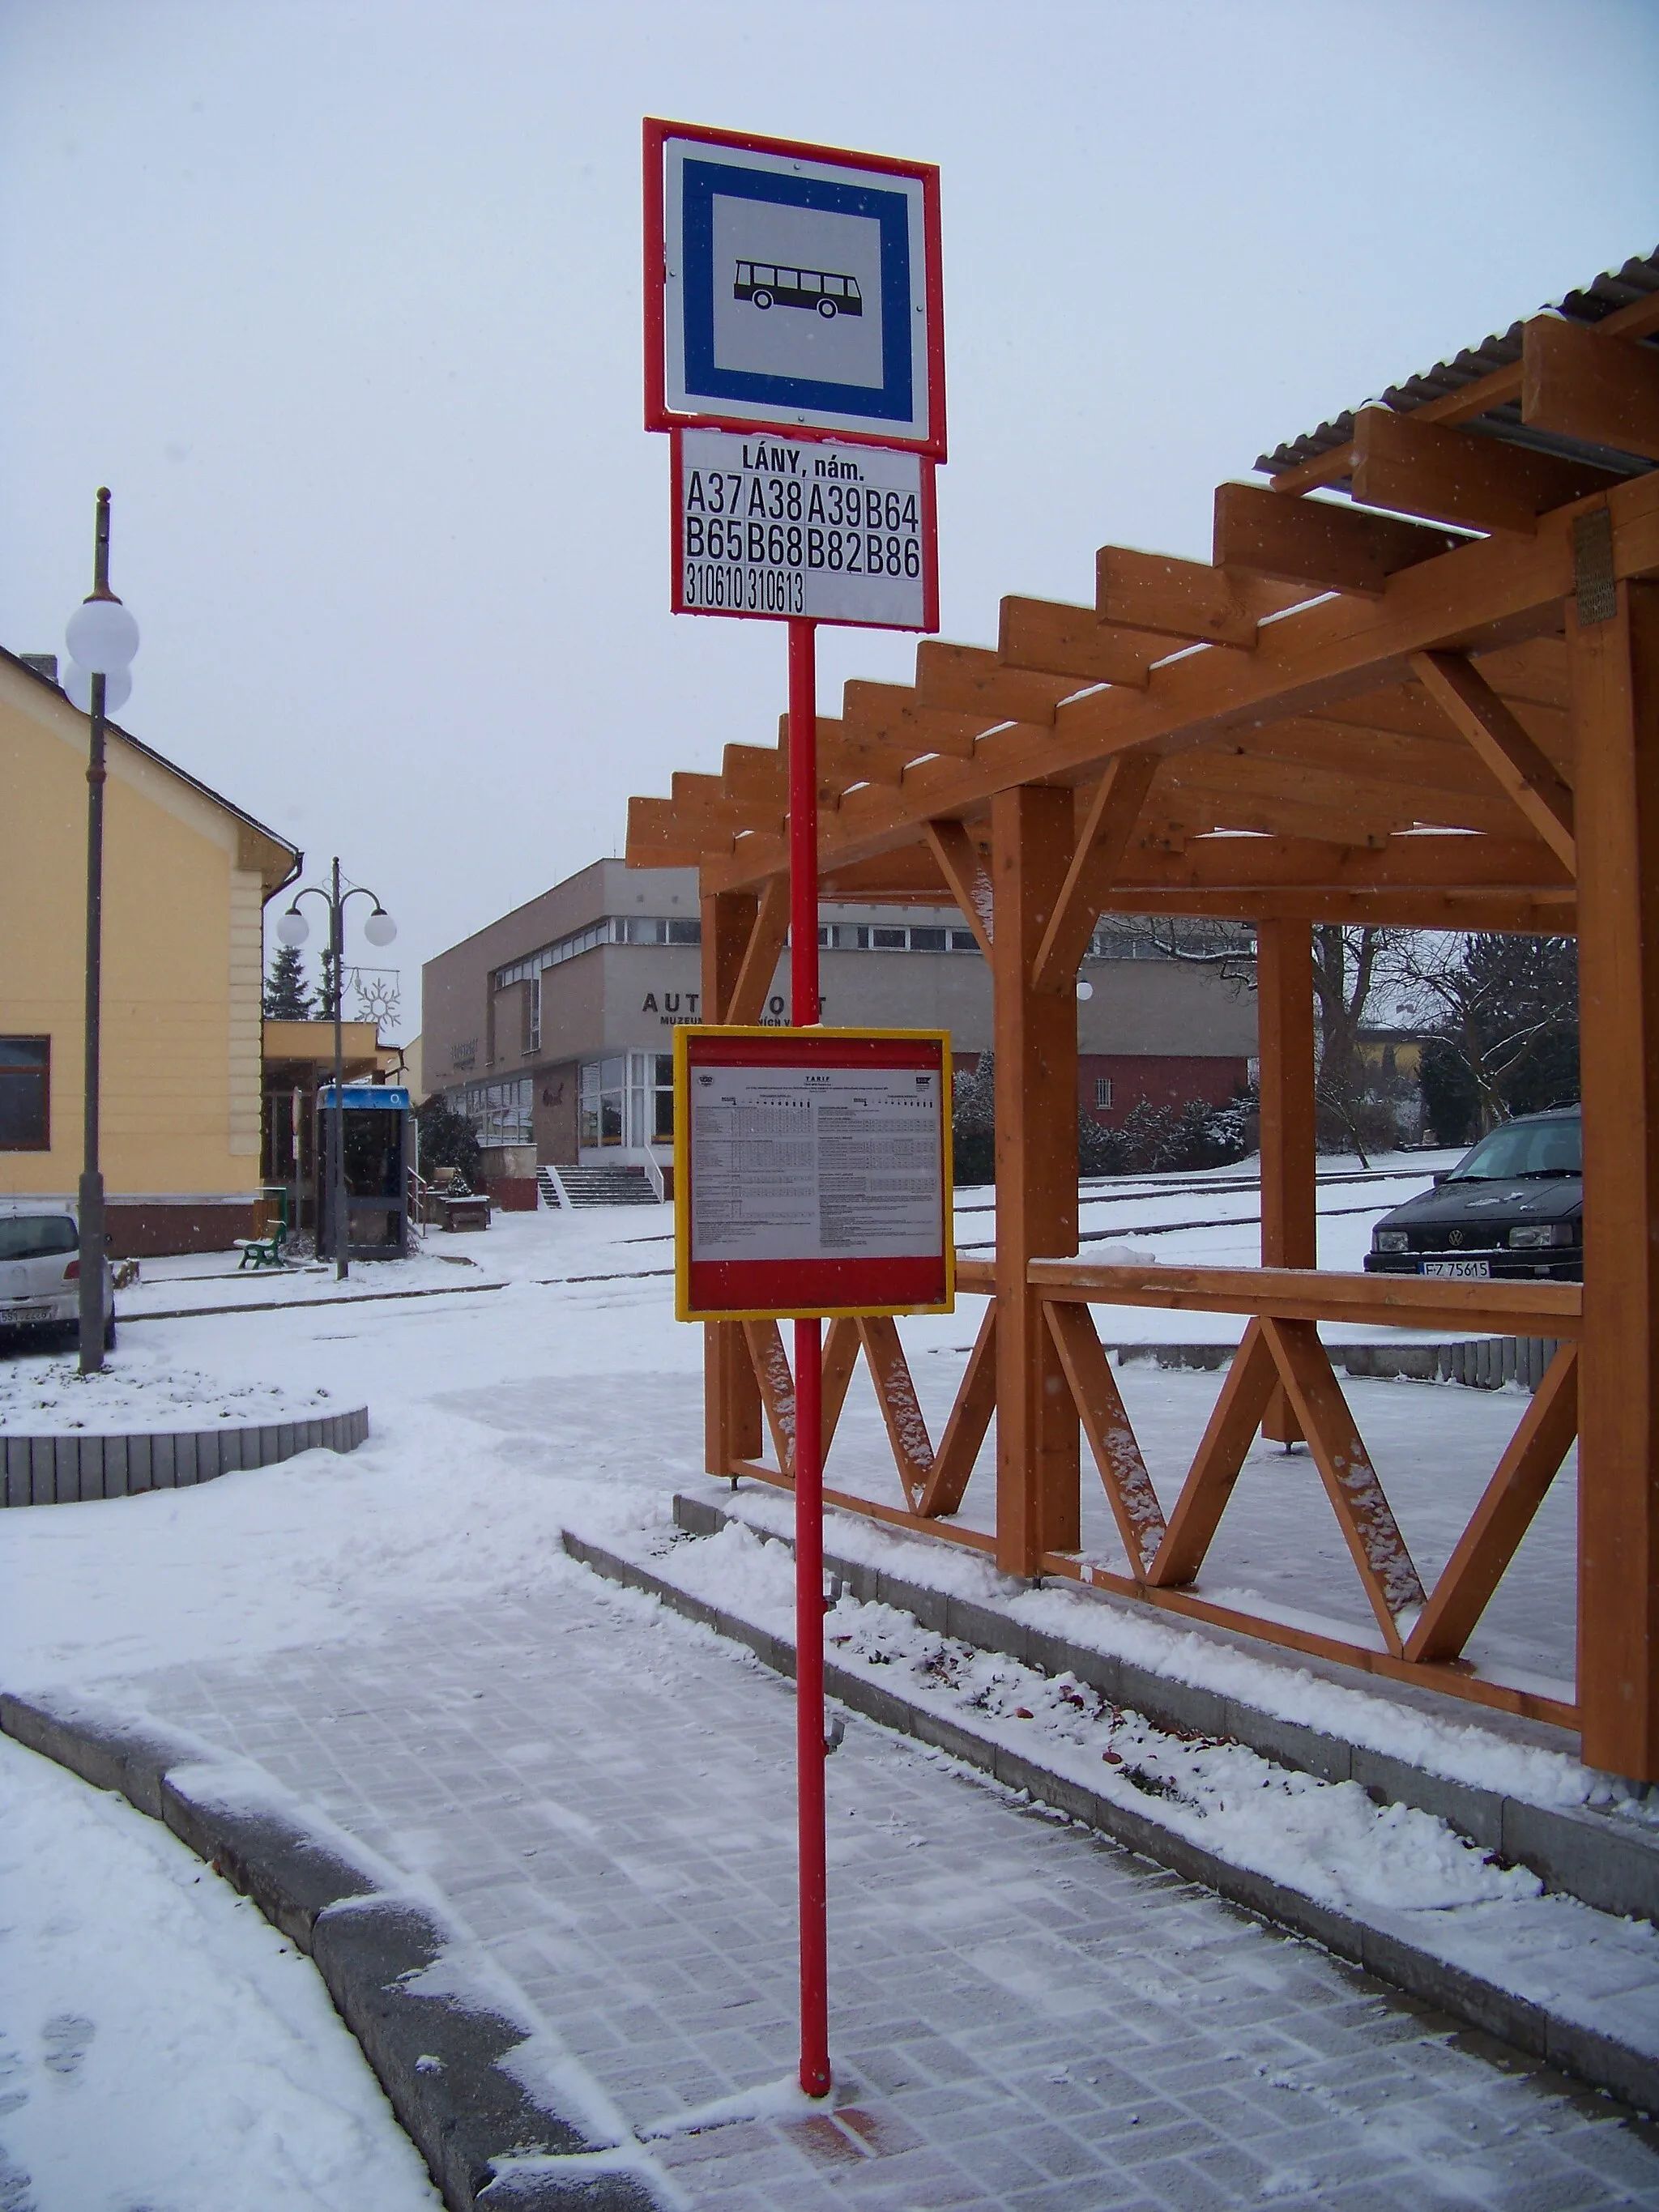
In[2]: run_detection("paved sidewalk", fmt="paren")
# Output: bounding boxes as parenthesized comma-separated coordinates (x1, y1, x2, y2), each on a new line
(99, 1566, 1659, 2210)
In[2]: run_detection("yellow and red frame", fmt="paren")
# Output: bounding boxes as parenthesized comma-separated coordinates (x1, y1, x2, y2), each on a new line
(673, 1025, 955, 1323)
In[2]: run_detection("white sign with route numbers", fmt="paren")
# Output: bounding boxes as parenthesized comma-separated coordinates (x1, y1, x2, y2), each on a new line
(672, 428, 936, 631)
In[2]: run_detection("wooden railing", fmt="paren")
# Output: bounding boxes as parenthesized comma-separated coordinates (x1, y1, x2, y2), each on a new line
(719, 1256, 1583, 1728)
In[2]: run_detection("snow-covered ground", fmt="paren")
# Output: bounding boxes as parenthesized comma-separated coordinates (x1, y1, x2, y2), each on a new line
(0, 1340, 339, 1434)
(0, 1731, 440, 2210)
(2, 1167, 1641, 2211)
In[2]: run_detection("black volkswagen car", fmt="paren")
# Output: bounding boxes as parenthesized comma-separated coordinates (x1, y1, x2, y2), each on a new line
(1364, 1106, 1581, 1282)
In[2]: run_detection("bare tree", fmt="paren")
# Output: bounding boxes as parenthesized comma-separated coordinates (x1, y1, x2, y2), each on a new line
(1090, 914, 1257, 992)
(1311, 925, 1397, 1166)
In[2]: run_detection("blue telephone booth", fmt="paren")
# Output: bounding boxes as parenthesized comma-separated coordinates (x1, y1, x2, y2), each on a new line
(314, 1084, 412, 1260)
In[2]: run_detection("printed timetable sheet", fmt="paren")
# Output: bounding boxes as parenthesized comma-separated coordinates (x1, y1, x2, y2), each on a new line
(689, 1062, 943, 1264)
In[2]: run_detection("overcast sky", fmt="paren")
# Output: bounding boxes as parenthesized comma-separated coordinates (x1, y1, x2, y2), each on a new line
(2, 1, 1654, 1021)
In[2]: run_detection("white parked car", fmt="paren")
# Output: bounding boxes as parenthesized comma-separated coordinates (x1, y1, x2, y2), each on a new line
(0, 1213, 116, 1348)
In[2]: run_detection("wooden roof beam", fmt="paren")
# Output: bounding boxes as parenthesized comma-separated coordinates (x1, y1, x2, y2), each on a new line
(778, 713, 923, 789)
(842, 680, 990, 759)
(688, 470, 1659, 893)
(1523, 315, 1659, 466)
(1095, 546, 1306, 646)
(1351, 406, 1623, 536)
(671, 770, 785, 837)
(628, 794, 730, 867)
(1410, 650, 1576, 872)
(1107, 831, 1569, 894)
(998, 597, 1162, 687)
(1215, 482, 1468, 600)
(722, 743, 842, 808)
(914, 641, 1074, 724)
(1095, 885, 1573, 931)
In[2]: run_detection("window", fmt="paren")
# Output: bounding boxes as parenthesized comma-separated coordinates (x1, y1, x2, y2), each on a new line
(580, 1056, 626, 1149)
(818, 921, 981, 954)
(0, 1214, 76, 1260)
(496, 914, 702, 988)
(451, 1076, 533, 1145)
(0, 1038, 49, 1149)
(580, 1053, 676, 1151)
(1094, 1077, 1114, 1110)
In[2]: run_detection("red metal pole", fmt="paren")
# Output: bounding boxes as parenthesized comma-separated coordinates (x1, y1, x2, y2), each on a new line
(787, 616, 830, 2099)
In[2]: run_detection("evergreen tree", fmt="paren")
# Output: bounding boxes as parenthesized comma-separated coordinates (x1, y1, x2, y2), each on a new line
(951, 1052, 996, 1186)
(263, 942, 313, 1019)
(415, 1098, 483, 1191)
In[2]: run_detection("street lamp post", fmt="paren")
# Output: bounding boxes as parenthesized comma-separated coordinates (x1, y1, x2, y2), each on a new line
(275, 861, 396, 1281)
(62, 490, 140, 1377)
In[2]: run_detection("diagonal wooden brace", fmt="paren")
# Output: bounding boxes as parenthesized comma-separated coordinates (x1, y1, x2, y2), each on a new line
(1406, 1344, 1580, 1664)
(1043, 1301, 1166, 1575)
(1149, 1319, 1279, 1586)
(1031, 753, 1159, 993)
(1260, 1315, 1425, 1652)
(726, 873, 791, 1024)
(918, 1301, 998, 1519)
(1410, 650, 1576, 874)
(856, 1315, 935, 1511)
(923, 819, 994, 959)
(742, 1318, 797, 1478)
(819, 1315, 862, 1464)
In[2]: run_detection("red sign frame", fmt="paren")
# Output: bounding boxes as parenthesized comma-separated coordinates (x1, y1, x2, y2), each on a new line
(643, 117, 947, 461)
(674, 1027, 954, 1322)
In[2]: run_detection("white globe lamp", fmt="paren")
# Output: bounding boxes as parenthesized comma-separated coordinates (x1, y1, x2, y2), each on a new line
(363, 908, 397, 948)
(61, 659, 131, 715)
(275, 910, 309, 948)
(65, 595, 140, 674)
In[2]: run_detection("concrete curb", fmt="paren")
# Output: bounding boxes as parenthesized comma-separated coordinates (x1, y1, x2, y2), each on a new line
(0, 1688, 659, 2211)
(1106, 1336, 1565, 1392)
(560, 1528, 1659, 2122)
(1, 1406, 369, 1507)
(671, 1494, 1659, 1931)
(122, 1280, 506, 1323)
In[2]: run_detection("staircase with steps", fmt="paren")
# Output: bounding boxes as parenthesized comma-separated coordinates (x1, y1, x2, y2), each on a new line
(537, 1163, 660, 1208)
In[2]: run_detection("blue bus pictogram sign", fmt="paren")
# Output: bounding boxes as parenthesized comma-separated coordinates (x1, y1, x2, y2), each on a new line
(645, 121, 945, 458)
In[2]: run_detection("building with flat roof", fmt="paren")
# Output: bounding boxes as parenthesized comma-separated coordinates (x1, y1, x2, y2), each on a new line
(422, 860, 1257, 1194)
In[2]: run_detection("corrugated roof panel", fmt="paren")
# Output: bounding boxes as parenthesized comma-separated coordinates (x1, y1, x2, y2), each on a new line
(1256, 249, 1659, 479)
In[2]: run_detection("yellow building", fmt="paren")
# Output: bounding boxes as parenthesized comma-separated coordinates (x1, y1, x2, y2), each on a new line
(0, 648, 301, 1253)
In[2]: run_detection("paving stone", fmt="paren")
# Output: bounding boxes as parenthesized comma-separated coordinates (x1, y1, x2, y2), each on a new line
(91, 1576, 1659, 2212)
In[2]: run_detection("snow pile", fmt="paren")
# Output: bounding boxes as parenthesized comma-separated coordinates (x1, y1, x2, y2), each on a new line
(625, 1515, 1544, 1921)
(0, 1345, 336, 1434)
(0, 1732, 440, 2210)
(711, 1487, 1601, 1813)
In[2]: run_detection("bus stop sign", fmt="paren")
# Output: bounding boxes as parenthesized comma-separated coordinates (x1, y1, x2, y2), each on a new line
(645, 120, 945, 458)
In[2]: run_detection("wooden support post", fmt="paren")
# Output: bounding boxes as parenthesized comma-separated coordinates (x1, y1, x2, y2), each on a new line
(992, 784, 1081, 1574)
(1256, 919, 1316, 1446)
(1571, 578, 1659, 1779)
(700, 884, 765, 1473)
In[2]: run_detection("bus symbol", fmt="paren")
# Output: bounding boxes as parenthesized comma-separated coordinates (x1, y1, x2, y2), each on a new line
(734, 261, 864, 320)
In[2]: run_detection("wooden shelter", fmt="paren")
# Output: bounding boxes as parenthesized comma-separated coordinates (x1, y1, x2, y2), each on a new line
(629, 251, 1659, 1777)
